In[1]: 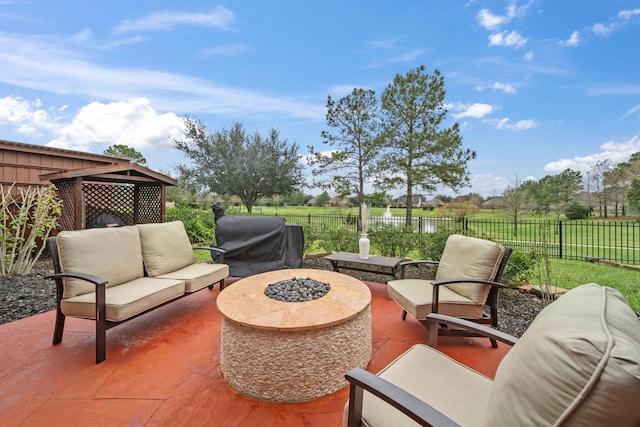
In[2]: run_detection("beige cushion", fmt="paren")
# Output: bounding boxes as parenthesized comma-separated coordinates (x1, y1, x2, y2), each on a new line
(486, 283, 640, 426)
(436, 234, 504, 304)
(137, 221, 196, 276)
(345, 344, 493, 427)
(60, 277, 185, 322)
(57, 226, 144, 298)
(387, 279, 483, 319)
(156, 262, 229, 292)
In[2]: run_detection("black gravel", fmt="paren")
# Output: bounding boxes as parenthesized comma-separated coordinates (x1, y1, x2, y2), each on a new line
(264, 277, 330, 302)
(0, 256, 545, 337)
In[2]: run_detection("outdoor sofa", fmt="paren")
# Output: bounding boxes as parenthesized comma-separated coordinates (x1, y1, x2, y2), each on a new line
(46, 220, 228, 363)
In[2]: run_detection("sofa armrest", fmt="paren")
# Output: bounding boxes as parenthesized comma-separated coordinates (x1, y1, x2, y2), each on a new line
(45, 272, 108, 287)
(427, 313, 519, 347)
(345, 367, 460, 427)
(194, 245, 227, 263)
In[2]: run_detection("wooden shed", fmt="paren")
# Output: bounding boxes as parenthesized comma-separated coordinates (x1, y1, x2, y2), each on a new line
(1, 140, 177, 231)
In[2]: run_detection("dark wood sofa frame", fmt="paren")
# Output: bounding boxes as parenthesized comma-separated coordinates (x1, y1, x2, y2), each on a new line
(46, 236, 227, 364)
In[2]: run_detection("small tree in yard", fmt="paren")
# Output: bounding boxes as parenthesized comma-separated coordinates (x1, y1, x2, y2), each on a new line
(308, 88, 381, 230)
(1, 184, 62, 276)
(174, 119, 305, 213)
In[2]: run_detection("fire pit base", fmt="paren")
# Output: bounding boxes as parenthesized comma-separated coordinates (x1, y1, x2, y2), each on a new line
(217, 269, 372, 402)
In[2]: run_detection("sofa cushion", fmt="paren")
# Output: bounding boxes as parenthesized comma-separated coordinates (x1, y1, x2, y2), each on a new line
(345, 344, 493, 427)
(436, 234, 504, 304)
(57, 226, 144, 298)
(486, 283, 640, 426)
(386, 279, 483, 320)
(60, 277, 185, 322)
(137, 221, 196, 276)
(156, 262, 229, 292)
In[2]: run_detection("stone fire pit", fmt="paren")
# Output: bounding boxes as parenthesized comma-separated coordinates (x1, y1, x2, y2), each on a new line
(216, 269, 372, 402)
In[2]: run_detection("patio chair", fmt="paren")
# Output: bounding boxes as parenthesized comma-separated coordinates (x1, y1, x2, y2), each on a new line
(345, 283, 640, 426)
(387, 234, 512, 347)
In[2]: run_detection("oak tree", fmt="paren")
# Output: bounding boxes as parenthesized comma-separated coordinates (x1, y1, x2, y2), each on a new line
(174, 119, 304, 213)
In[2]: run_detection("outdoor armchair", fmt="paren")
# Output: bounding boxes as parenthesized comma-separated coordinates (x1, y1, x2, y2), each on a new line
(387, 234, 512, 347)
(345, 283, 640, 426)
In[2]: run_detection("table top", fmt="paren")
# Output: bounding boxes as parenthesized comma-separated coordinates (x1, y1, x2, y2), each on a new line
(216, 269, 371, 332)
(322, 252, 403, 268)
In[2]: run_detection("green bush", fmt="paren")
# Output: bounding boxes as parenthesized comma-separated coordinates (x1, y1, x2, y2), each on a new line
(165, 207, 216, 244)
(368, 223, 417, 258)
(502, 248, 541, 286)
(564, 202, 591, 219)
(319, 226, 359, 253)
(301, 223, 321, 256)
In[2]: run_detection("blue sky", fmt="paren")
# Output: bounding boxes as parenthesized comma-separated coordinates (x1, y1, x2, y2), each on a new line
(1, 1, 639, 198)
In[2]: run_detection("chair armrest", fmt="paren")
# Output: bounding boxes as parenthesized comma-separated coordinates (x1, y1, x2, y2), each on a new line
(45, 272, 108, 287)
(345, 367, 460, 427)
(427, 313, 519, 347)
(431, 278, 506, 289)
(398, 260, 439, 279)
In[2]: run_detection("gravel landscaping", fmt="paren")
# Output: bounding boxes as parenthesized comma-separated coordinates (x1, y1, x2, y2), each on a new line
(0, 256, 546, 337)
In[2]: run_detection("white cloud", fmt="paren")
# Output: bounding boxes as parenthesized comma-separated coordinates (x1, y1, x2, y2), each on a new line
(618, 9, 640, 20)
(0, 33, 325, 121)
(0, 96, 59, 137)
(476, 1, 533, 30)
(47, 98, 185, 151)
(488, 82, 516, 94)
(523, 50, 534, 61)
(200, 43, 253, 57)
(544, 134, 640, 173)
(453, 103, 493, 119)
(620, 104, 640, 120)
(488, 31, 527, 48)
(561, 31, 581, 47)
(485, 117, 537, 130)
(592, 23, 613, 37)
(114, 7, 235, 33)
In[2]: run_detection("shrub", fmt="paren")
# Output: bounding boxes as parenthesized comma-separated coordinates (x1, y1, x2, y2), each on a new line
(1, 184, 62, 276)
(502, 248, 540, 286)
(301, 223, 321, 256)
(368, 223, 417, 258)
(319, 226, 359, 253)
(564, 202, 591, 219)
(166, 207, 216, 244)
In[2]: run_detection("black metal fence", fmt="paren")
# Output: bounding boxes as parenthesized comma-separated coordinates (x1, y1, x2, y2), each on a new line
(276, 214, 640, 266)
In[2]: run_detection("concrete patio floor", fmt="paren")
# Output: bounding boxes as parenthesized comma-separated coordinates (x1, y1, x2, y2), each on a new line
(0, 278, 510, 426)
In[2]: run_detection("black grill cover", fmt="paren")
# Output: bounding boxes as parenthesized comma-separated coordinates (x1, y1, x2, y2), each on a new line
(214, 215, 303, 277)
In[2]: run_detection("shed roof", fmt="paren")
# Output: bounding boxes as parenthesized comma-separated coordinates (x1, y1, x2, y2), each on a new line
(39, 163, 177, 186)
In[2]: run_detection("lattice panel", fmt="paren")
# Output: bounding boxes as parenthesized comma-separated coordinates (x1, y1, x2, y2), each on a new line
(84, 183, 135, 227)
(137, 185, 162, 224)
(54, 180, 77, 232)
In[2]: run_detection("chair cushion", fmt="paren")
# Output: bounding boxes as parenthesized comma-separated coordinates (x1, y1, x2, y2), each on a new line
(56, 226, 144, 298)
(156, 262, 229, 292)
(345, 344, 493, 427)
(436, 234, 504, 304)
(137, 221, 196, 276)
(60, 277, 185, 322)
(486, 283, 640, 426)
(387, 279, 484, 319)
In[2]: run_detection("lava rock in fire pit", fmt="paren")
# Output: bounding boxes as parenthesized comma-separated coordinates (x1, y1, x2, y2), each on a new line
(264, 277, 331, 302)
